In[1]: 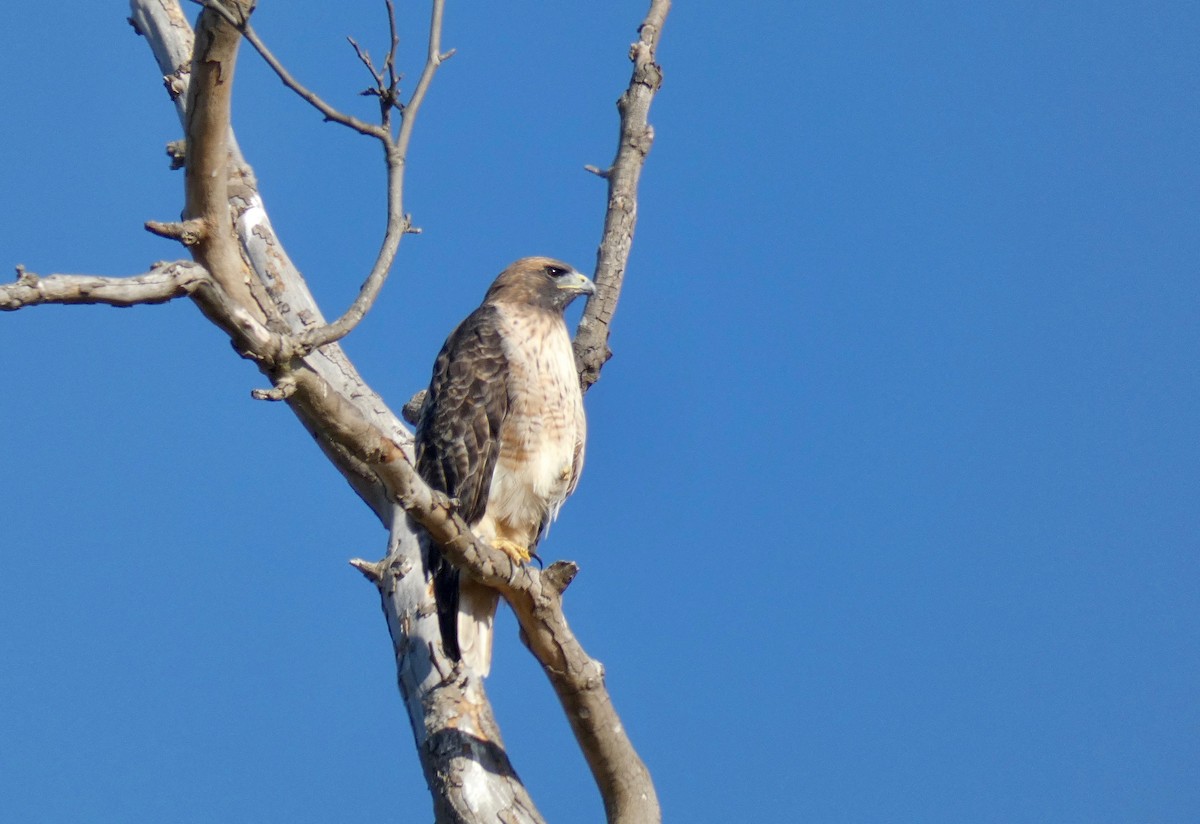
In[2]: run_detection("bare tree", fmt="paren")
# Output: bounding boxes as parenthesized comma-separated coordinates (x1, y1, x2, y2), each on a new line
(1, 1, 669, 822)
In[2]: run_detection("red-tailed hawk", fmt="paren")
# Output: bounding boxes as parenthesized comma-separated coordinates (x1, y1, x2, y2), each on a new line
(415, 256, 594, 676)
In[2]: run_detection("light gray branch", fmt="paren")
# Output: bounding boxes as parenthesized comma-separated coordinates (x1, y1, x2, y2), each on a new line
(285, 364, 661, 824)
(197, 0, 445, 354)
(199, 0, 388, 139)
(130, 2, 544, 821)
(296, 0, 452, 353)
(0, 262, 207, 311)
(10, 3, 673, 822)
(133, 0, 403, 520)
(128, 0, 194, 122)
(574, 0, 671, 395)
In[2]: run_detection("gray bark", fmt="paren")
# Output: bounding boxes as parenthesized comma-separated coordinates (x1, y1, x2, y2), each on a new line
(1, 2, 670, 821)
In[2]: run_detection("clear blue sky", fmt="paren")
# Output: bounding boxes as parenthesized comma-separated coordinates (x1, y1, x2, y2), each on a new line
(2, 2, 1197, 821)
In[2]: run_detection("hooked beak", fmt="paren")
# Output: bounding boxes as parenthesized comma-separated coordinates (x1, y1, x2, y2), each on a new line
(558, 271, 596, 296)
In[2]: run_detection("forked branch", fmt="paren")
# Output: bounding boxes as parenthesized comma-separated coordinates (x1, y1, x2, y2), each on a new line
(195, 0, 449, 354)
(7, 1, 670, 822)
(349, 0, 409, 127)
(296, 0, 453, 353)
(198, 0, 387, 139)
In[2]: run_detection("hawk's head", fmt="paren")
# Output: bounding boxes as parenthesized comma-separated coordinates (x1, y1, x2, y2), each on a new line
(484, 256, 596, 313)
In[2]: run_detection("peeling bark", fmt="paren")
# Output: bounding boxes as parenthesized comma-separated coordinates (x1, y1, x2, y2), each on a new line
(1, 2, 672, 821)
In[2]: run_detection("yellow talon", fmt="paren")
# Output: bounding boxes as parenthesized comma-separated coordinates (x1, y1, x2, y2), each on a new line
(491, 538, 532, 564)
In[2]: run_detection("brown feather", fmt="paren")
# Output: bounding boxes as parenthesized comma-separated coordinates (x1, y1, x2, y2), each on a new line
(415, 257, 593, 674)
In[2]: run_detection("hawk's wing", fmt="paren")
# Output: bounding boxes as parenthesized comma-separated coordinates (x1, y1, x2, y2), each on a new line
(415, 304, 509, 661)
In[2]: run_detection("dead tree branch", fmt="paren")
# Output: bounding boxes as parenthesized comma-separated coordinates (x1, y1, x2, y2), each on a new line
(1, 1, 674, 821)
(575, 0, 671, 394)
(295, 0, 452, 353)
(196, 0, 447, 354)
(0, 262, 207, 311)
(183, 2, 262, 318)
(131, 1, 546, 819)
(199, 0, 387, 139)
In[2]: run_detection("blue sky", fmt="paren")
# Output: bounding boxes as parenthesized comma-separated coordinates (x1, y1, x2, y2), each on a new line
(2, 2, 1198, 821)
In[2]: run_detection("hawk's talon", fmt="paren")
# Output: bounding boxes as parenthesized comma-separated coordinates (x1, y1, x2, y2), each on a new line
(491, 537, 532, 564)
(415, 258, 592, 678)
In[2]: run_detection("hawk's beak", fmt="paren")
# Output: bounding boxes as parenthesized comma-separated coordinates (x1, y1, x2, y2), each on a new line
(559, 271, 596, 296)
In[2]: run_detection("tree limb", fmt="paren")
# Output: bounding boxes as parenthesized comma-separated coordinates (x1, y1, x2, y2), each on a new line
(286, 362, 661, 823)
(295, 0, 451, 353)
(31, 2, 672, 821)
(131, 2, 545, 820)
(574, 0, 671, 394)
(196, 0, 445, 354)
(199, 0, 388, 139)
(0, 262, 207, 311)
(182, 2, 261, 318)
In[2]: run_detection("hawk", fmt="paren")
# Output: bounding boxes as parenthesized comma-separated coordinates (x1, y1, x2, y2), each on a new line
(415, 256, 595, 676)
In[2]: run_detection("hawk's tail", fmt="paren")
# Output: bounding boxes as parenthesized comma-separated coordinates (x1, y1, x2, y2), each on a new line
(429, 543, 497, 676)
(428, 543, 463, 661)
(457, 580, 498, 678)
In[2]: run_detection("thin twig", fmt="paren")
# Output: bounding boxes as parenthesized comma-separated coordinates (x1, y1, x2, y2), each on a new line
(384, 0, 402, 102)
(250, 375, 298, 401)
(297, 0, 452, 353)
(200, 0, 388, 139)
(349, 0, 406, 129)
(347, 37, 382, 86)
(347, 36, 385, 104)
(145, 218, 207, 245)
(395, 0, 452, 164)
(197, 0, 452, 354)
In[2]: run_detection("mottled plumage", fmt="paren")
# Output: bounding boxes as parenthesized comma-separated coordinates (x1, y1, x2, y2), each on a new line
(415, 256, 594, 676)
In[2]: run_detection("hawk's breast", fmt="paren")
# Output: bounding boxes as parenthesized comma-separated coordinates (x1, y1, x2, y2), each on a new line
(485, 302, 586, 545)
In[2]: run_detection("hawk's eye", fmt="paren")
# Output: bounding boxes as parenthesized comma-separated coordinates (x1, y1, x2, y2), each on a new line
(545, 265, 568, 278)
